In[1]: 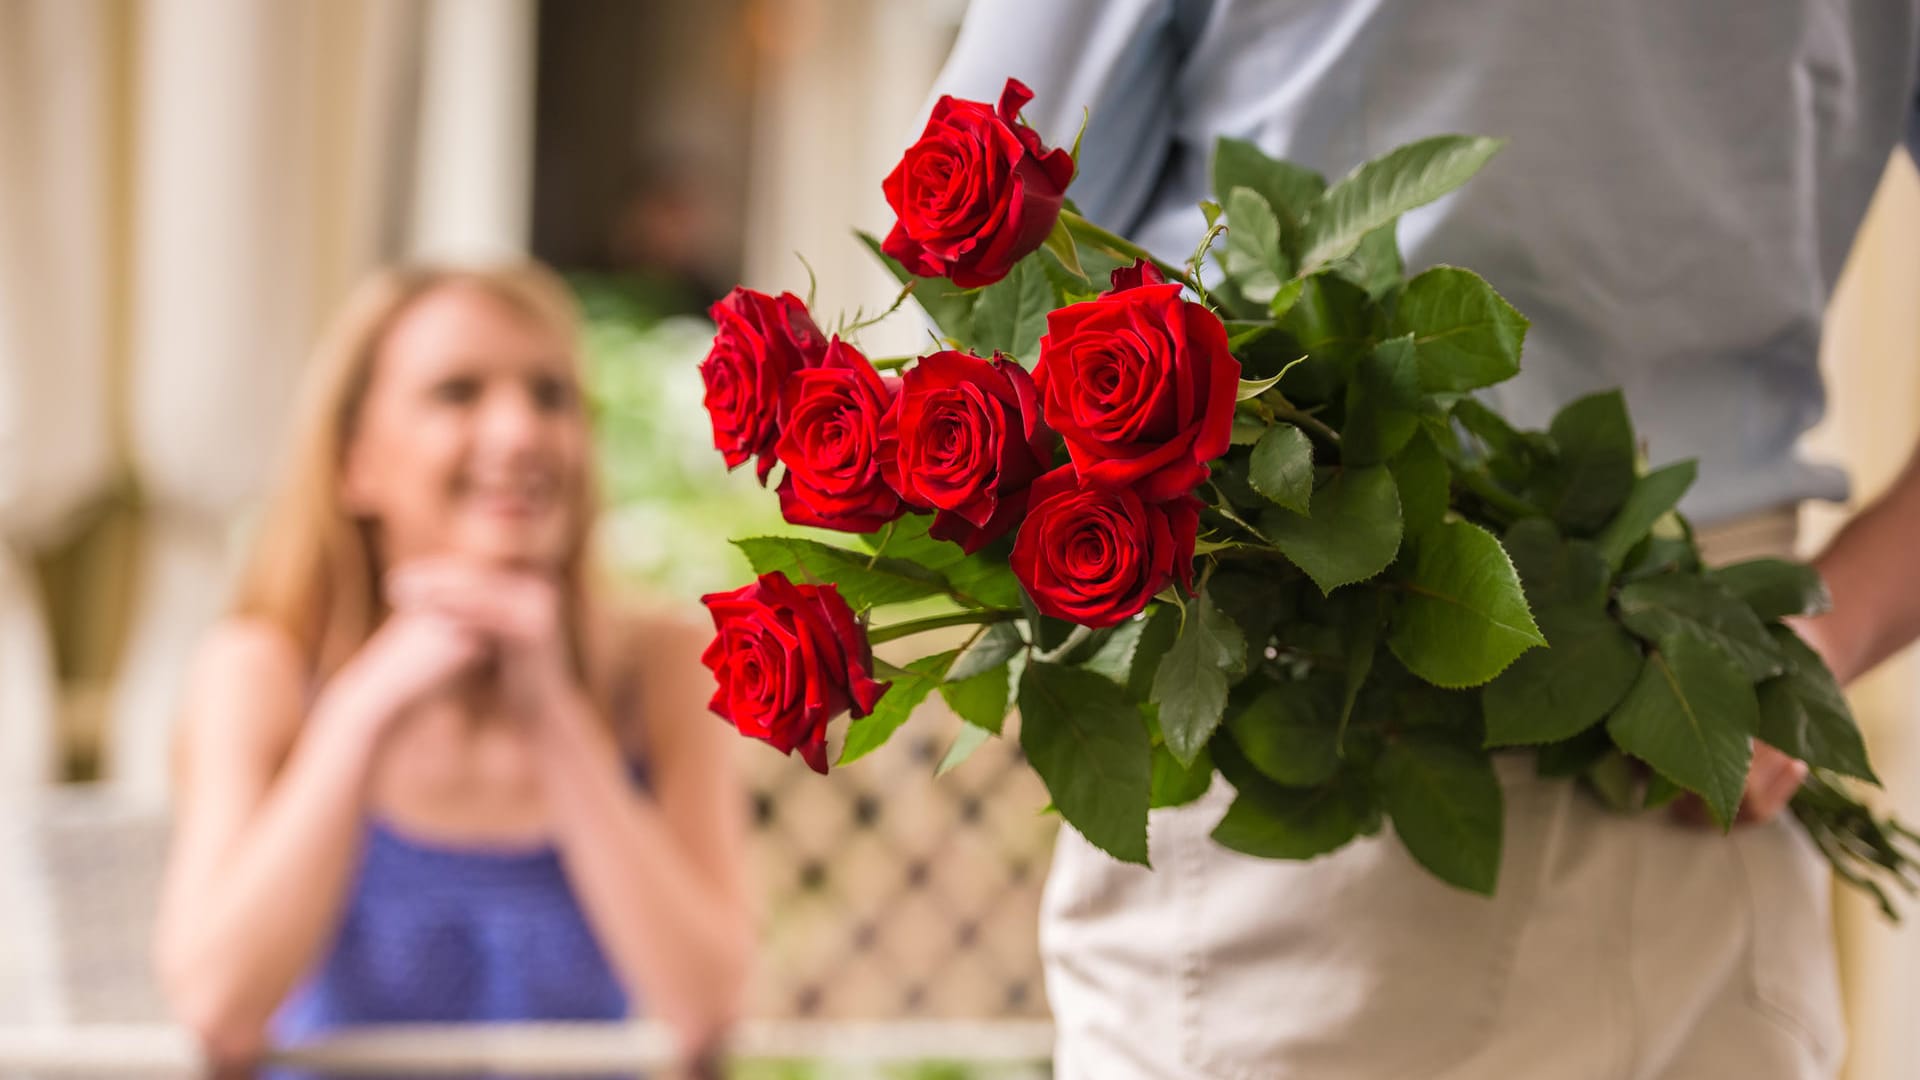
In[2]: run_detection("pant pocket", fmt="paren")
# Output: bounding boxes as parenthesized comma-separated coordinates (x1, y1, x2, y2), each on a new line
(1728, 817, 1847, 1073)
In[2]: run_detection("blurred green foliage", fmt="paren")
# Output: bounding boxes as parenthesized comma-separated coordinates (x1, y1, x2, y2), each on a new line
(573, 273, 794, 601)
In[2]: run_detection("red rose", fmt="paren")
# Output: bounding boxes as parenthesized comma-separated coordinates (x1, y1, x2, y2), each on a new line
(1034, 282, 1240, 502)
(702, 287, 828, 483)
(886, 350, 1056, 554)
(1105, 258, 1166, 294)
(701, 571, 889, 774)
(881, 78, 1075, 289)
(775, 338, 909, 533)
(1010, 466, 1199, 628)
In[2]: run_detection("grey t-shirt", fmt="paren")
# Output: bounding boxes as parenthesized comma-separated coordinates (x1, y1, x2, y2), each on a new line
(931, 0, 1920, 523)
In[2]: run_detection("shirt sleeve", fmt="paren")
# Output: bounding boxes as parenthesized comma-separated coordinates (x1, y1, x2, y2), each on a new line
(924, 0, 1210, 232)
(1906, 78, 1920, 171)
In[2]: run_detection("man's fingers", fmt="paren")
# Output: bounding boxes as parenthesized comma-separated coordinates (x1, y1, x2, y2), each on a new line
(1737, 751, 1809, 824)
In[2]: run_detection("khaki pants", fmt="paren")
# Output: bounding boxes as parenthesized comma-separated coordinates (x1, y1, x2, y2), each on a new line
(1040, 508, 1846, 1079)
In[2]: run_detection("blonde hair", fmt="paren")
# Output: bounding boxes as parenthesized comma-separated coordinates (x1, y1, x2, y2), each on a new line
(232, 262, 615, 699)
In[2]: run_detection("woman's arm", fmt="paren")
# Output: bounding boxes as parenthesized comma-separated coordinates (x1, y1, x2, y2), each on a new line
(153, 613, 482, 1062)
(530, 612, 754, 1061)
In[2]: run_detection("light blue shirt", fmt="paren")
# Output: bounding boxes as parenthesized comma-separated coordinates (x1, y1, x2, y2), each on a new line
(932, 0, 1920, 524)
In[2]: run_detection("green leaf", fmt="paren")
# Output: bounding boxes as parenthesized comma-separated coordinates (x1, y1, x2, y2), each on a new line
(856, 230, 975, 340)
(1538, 390, 1637, 533)
(1388, 267, 1528, 393)
(1620, 534, 1700, 583)
(1501, 519, 1612, 610)
(1263, 465, 1403, 593)
(1298, 135, 1506, 271)
(1226, 320, 1276, 351)
(1151, 586, 1249, 766)
(1328, 221, 1403, 299)
(1020, 661, 1154, 865)
(1269, 277, 1307, 319)
(1451, 396, 1526, 459)
(1642, 771, 1686, 812)
(1237, 374, 1282, 402)
(1277, 273, 1374, 373)
(1236, 355, 1306, 401)
(1151, 742, 1216, 808)
(734, 536, 949, 609)
(1076, 615, 1147, 688)
(1342, 334, 1422, 465)
(1207, 569, 1298, 652)
(842, 651, 958, 765)
(946, 621, 1025, 683)
(971, 257, 1054, 363)
(1616, 574, 1786, 681)
(1019, 584, 1077, 652)
(1605, 631, 1757, 829)
(1586, 750, 1643, 812)
(1595, 461, 1697, 569)
(1534, 725, 1613, 778)
(1041, 217, 1086, 280)
(1223, 187, 1287, 303)
(1333, 592, 1383, 743)
(936, 722, 993, 777)
(1211, 741, 1375, 859)
(1482, 603, 1643, 746)
(1127, 604, 1184, 701)
(1756, 625, 1876, 782)
(1248, 425, 1314, 514)
(1230, 412, 1268, 447)
(1388, 520, 1546, 688)
(1709, 559, 1832, 622)
(1390, 429, 1451, 538)
(1211, 137, 1325, 260)
(863, 514, 1024, 609)
(1376, 734, 1504, 894)
(939, 663, 1012, 735)
(1226, 678, 1340, 786)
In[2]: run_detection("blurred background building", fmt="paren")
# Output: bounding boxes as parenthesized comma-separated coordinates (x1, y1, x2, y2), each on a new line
(0, 1, 1917, 1076)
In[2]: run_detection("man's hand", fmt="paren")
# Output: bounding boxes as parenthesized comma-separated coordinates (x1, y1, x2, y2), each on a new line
(1671, 741, 1808, 827)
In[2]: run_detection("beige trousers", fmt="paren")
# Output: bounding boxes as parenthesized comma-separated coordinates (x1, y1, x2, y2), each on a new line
(1040, 508, 1847, 1079)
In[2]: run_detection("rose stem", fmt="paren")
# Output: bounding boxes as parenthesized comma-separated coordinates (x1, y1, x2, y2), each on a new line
(1058, 211, 1203, 293)
(867, 607, 1021, 645)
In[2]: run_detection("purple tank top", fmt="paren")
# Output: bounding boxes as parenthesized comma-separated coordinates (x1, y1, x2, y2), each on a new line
(271, 815, 632, 1045)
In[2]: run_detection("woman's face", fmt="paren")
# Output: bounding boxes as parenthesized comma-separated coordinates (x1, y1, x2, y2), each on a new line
(342, 283, 590, 572)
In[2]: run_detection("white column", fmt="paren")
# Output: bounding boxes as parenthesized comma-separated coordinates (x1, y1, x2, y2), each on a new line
(0, 0, 118, 1023)
(110, 0, 326, 803)
(406, 0, 537, 263)
(1809, 153, 1920, 1080)
(0, 0, 116, 792)
(741, 0, 957, 358)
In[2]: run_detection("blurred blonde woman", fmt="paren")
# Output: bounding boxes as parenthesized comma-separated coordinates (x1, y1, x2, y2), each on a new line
(154, 263, 752, 1066)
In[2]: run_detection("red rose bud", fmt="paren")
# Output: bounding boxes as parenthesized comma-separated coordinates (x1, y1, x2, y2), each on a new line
(1035, 282, 1240, 502)
(1104, 258, 1167, 295)
(887, 350, 1056, 554)
(775, 338, 910, 534)
(702, 287, 828, 484)
(700, 571, 890, 774)
(1009, 466, 1200, 629)
(881, 77, 1075, 289)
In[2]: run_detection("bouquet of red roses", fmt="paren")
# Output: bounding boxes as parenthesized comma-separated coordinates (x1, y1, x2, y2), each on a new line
(695, 78, 1919, 908)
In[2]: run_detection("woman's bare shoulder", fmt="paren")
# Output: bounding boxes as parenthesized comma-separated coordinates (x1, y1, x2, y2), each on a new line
(616, 594, 710, 657)
(595, 591, 714, 750)
(178, 616, 310, 757)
